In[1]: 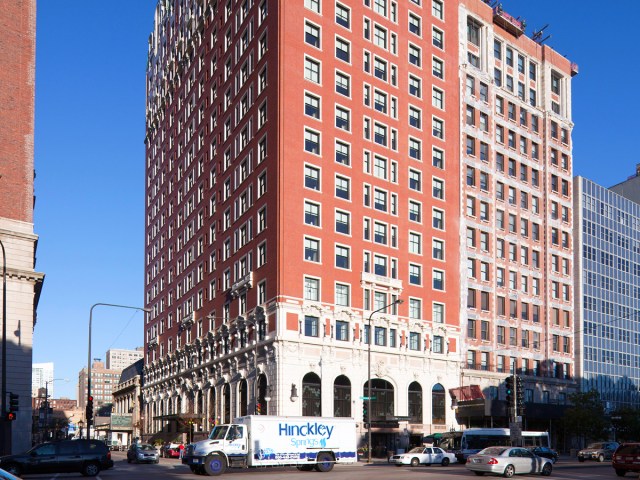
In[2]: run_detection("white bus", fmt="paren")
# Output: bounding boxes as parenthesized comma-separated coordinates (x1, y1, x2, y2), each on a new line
(457, 428, 550, 462)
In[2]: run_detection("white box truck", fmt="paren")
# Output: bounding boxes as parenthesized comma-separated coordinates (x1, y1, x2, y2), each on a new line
(181, 415, 357, 476)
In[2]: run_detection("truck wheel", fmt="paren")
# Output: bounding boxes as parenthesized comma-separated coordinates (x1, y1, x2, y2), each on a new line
(315, 452, 335, 472)
(204, 453, 227, 476)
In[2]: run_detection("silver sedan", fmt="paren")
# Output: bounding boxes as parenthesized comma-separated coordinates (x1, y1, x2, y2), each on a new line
(465, 446, 553, 477)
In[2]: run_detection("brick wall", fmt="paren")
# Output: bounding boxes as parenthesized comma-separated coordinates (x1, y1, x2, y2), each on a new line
(0, 0, 36, 223)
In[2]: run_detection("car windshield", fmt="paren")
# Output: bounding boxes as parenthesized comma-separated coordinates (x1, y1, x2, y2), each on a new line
(139, 445, 156, 451)
(479, 447, 508, 456)
(587, 443, 604, 449)
(209, 426, 228, 440)
(408, 447, 423, 453)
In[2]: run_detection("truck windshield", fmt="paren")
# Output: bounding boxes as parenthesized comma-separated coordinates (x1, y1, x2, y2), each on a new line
(209, 426, 229, 440)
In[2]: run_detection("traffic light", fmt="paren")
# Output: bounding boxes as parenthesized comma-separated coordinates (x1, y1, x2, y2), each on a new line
(86, 395, 94, 422)
(5, 411, 16, 421)
(9, 392, 19, 411)
(505, 375, 514, 405)
(363, 402, 369, 423)
(516, 376, 525, 414)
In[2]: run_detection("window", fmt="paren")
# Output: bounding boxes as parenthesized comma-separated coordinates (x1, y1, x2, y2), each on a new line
(304, 237, 320, 262)
(432, 178, 444, 199)
(305, 0, 320, 13)
(433, 269, 444, 290)
(335, 175, 350, 199)
(409, 169, 421, 191)
(432, 56, 443, 79)
(305, 93, 320, 119)
(409, 200, 421, 222)
(432, 27, 443, 49)
(409, 232, 421, 254)
(336, 3, 350, 28)
(304, 201, 320, 226)
(467, 17, 481, 46)
(305, 165, 320, 190)
(551, 72, 561, 95)
(335, 320, 349, 341)
(433, 208, 444, 230)
(432, 88, 444, 109)
(432, 239, 444, 260)
(304, 57, 320, 83)
(409, 264, 421, 285)
(305, 22, 320, 48)
(409, 44, 421, 67)
(331, 244, 350, 270)
(335, 71, 350, 96)
(409, 75, 421, 97)
(409, 332, 420, 351)
(335, 37, 350, 62)
(335, 108, 350, 131)
(304, 277, 320, 301)
(432, 117, 444, 139)
(409, 106, 421, 129)
(335, 210, 350, 234)
(374, 25, 387, 48)
(374, 57, 387, 81)
(304, 129, 320, 154)
(409, 138, 421, 160)
(409, 13, 421, 36)
(335, 283, 350, 306)
(374, 90, 387, 113)
(304, 315, 319, 337)
(432, 0, 443, 20)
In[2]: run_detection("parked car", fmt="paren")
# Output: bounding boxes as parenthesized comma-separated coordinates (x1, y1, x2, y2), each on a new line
(389, 446, 456, 467)
(127, 444, 160, 464)
(578, 441, 619, 462)
(0, 439, 113, 477)
(162, 443, 181, 458)
(612, 443, 640, 477)
(465, 446, 553, 477)
(528, 446, 559, 463)
(0, 468, 20, 480)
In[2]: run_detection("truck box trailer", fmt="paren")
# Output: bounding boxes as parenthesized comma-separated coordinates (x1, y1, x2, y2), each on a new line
(182, 415, 357, 476)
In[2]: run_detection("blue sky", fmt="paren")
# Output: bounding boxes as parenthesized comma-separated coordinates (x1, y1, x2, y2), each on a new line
(33, 0, 640, 400)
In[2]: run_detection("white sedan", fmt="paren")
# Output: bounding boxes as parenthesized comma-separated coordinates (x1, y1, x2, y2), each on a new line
(389, 446, 457, 467)
(465, 446, 553, 477)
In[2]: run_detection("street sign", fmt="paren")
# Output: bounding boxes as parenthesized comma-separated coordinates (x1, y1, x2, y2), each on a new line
(360, 396, 377, 400)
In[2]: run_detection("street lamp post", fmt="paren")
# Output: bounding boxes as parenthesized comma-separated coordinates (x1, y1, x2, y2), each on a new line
(367, 298, 402, 463)
(43, 378, 68, 440)
(87, 303, 150, 440)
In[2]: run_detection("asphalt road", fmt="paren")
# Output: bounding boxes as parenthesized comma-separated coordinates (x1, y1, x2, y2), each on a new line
(16, 452, 622, 479)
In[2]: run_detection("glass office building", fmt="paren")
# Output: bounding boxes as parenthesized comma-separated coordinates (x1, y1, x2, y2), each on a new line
(574, 176, 640, 410)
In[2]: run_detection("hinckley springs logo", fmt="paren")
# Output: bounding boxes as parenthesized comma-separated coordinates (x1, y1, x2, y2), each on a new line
(278, 422, 334, 448)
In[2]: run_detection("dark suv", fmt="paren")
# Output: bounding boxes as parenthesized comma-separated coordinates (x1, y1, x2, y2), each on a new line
(613, 443, 640, 477)
(0, 439, 114, 477)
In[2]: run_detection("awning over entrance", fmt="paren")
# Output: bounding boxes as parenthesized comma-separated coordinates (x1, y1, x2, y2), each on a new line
(449, 385, 485, 402)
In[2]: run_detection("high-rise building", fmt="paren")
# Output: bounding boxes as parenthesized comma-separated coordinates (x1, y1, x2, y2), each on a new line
(0, 0, 45, 454)
(77, 360, 124, 409)
(141, 0, 578, 448)
(32, 362, 54, 398)
(455, 0, 577, 432)
(106, 347, 144, 371)
(574, 173, 640, 411)
(142, 0, 461, 448)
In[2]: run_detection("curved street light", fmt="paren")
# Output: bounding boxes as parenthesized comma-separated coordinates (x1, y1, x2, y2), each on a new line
(367, 298, 402, 463)
(43, 377, 68, 440)
(87, 303, 150, 439)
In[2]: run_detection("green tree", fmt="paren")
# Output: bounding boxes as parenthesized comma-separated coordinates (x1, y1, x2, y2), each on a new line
(562, 390, 609, 447)
(611, 407, 640, 442)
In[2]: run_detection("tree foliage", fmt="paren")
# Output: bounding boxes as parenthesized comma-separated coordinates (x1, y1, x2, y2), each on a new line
(562, 390, 609, 446)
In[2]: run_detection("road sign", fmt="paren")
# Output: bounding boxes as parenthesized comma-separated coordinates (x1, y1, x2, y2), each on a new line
(360, 396, 377, 400)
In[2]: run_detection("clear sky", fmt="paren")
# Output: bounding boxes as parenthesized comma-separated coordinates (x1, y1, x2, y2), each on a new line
(32, 0, 640, 400)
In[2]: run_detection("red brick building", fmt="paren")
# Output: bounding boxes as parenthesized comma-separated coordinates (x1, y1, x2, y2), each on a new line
(143, 0, 462, 449)
(0, 0, 45, 454)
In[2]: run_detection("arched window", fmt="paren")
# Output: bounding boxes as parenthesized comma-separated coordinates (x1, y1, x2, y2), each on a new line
(302, 372, 322, 416)
(223, 383, 231, 423)
(239, 379, 248, 417)
(432, 383, 445, 424)
(408, 382, 423, 423)
(333, 375, 351, 417)
(363, 379, 394, 420)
